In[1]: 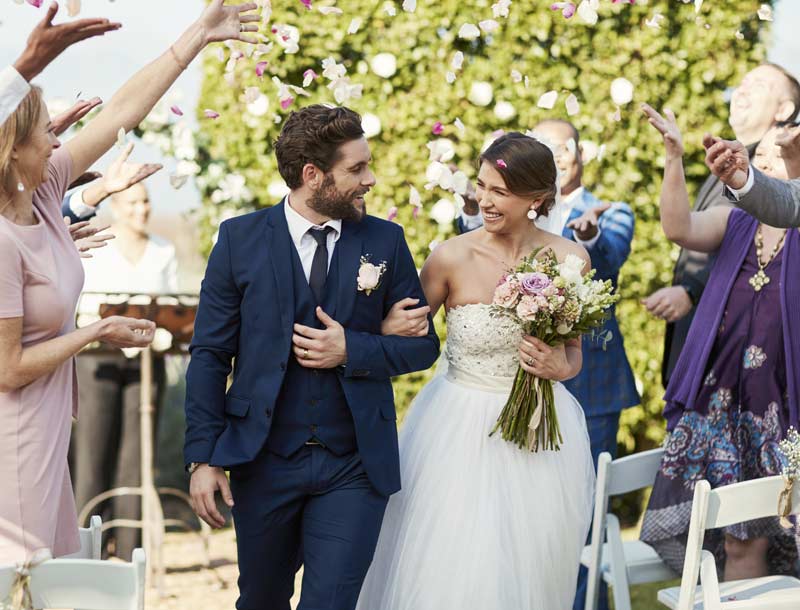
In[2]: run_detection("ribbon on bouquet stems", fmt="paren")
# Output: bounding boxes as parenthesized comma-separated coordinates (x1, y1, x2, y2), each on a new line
(1, 549, 52, 610)
(778, 477, 795, 529)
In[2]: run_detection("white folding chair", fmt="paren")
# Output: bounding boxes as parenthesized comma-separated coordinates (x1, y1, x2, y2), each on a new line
(582, 448, 678, 610)
(0, 547, 146, 610)
(658, 476, 800, 609)
(63, 514, 103, 560)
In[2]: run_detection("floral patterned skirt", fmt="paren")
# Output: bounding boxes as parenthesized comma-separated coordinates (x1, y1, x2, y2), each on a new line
(640, 399, 799, 575)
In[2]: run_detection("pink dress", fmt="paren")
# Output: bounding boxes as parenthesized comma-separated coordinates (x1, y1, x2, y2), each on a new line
(0, 147, 85, 564)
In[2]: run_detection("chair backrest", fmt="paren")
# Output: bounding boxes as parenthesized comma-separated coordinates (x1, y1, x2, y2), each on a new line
(63, 515, 103, 560)
(0, 548, 145, 610)
(604, 447, 665, 497)
(677, 477, 800, 610)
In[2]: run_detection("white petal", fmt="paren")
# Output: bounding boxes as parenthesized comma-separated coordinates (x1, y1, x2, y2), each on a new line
(67, 0, 81, 17)
(384, 4, 397, 16)
(170, 174, 189, 190)
(451, 171, 469, 196)
(371, 53, 397, 78)
(409, 186, 422, 207)
(318, 6, 344, 15)
(361, 113, 382, 138)
(431, 198, 457, 225)
(757, 4, 773, 21)
(565, 93, 580, 116)
(610, 77, 634, 105)
(402, 0, 416, 12)
(479, 19, 500, 33)
(117, 128, 127, 148)
(494, 101, 516, 121)
(244, 86, 261, 103)
(537, 90, 558, 109)
(510, 69, 523, 83)
(458, 23, 481, 40)
(468, 81, 494, 106)
(454, 118, 466, 134)
(577, 0, 598, 26)
(347, 18, 362, 34)
(445, 71, 457, 84)
(451, 51, 464, 70)
(694, 0, 704, 13)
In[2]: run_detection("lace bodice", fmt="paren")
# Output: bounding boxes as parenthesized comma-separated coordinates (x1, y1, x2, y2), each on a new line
(445, 304, 524, 378)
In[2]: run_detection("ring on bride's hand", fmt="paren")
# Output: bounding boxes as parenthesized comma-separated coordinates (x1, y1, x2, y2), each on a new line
(527, 357, 534, 366)
(303, 348, 309, 359)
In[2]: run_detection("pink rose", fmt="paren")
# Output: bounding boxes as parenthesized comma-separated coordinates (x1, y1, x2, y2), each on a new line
(493, 278, 520, 308)
(519, 272, 552, 296)
(358, 262, 382, 292)
(516, 295, 540, 321)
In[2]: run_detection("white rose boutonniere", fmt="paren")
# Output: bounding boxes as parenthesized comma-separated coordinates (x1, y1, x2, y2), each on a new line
(357, 255, 387, 295)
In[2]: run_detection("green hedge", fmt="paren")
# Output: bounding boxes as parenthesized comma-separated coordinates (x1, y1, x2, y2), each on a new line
(188, 1, 774, 472)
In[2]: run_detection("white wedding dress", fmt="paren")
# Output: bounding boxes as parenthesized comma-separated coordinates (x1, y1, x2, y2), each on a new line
(357, 304, 595, 610)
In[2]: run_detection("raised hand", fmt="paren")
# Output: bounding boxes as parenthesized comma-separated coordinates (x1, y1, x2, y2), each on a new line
(702, 134, 750, 189)
(199, 1, 261, 45)
(641, 103, 684, 159)
(51, 97, 103, 136)
(567, 202, 612, 241)
(381, 298, 430, 337)
(64, 218, 114, 258)
(13, 2, 122, 81)
(292, 307, 348, 369)
(101, 142, 163, 196)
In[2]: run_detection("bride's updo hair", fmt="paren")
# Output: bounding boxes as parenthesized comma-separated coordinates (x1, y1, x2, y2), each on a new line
(479, 132, 558, 217)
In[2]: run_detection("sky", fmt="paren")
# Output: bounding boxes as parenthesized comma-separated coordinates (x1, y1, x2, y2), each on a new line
(1, 0, 799, 214)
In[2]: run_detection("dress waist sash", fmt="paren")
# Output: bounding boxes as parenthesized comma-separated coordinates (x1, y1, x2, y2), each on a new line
(445, 364, 515, 394)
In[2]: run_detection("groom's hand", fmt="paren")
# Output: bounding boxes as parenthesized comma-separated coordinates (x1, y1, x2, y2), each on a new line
(190, 464, 233, 529)
(293, 307, 347, 369)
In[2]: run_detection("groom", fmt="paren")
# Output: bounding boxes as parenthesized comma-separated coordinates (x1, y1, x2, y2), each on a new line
(184, 104, 440, 610)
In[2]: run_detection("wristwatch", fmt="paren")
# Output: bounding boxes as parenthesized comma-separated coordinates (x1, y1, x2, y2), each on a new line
(187, 462, 205, 475)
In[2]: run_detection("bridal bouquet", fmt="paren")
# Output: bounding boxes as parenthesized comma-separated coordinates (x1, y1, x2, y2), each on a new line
(490, 249, 619, 452)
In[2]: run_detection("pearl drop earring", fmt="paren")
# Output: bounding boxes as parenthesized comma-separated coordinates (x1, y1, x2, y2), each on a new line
(527, 208, 538, 220)
(16, 182, 24, 192)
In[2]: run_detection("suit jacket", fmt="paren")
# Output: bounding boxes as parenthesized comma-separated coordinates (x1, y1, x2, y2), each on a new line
(61, 191, 95, 225)
(726, 168, 800, 228)
(183, 200, 440, 496)
(662, 173, 730, 386)
(456, 189, 640, 415)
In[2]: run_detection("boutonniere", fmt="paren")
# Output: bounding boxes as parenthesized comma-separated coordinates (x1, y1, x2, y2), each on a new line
(357, 255, 387, 296)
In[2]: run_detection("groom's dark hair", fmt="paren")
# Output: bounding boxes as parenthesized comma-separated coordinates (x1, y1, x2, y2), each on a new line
(275, 104, 364, 189)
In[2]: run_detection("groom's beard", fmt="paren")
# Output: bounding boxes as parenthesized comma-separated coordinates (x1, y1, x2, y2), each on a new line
(307, 174, 366, 222)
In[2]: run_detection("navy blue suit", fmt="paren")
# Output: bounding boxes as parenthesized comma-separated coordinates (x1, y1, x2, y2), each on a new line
(184, 200, 439, 610)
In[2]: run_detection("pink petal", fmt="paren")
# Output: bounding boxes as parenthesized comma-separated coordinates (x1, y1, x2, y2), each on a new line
(496, 159, 507, 169)
(280, 96, 295, 110)
(431, 121, 444, 135)
(303, 69, 318, 80)
(26, 0, 43, 7)
(299, 0, 313, 9)
(412, 206, 420, 220)
(387, 206, 399, 221)
(170, 105, 184, 116)
(256, 61, 269, 78)
(204, 109, 221, 119)
(563, 4, 576, 18)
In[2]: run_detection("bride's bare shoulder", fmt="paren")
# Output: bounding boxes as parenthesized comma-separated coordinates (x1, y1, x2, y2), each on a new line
(543, 234, 591, 273)
(423, 231, 478, 268)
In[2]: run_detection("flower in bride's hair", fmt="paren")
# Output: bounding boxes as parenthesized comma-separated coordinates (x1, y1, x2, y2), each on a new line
(492, 276, 521, 309)
(519, 272, 552, 296)
(516, 295, 541, 321)
(496, 159, 507, 169)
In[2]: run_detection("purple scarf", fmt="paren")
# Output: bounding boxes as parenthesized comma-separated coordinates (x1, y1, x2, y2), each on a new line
(664, 209, 800, 431)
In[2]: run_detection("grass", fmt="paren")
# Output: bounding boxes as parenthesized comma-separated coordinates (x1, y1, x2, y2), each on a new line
(607, 580, 680, 610)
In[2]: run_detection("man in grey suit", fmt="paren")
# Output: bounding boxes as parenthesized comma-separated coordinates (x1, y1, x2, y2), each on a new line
(705, 122, 800, 227)
(642, 63, 800, 386)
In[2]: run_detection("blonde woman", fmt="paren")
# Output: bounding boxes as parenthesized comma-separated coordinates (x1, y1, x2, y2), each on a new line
(0, 0, 258, 565)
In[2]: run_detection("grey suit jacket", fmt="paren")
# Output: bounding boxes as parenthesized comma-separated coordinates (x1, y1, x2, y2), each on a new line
(728, 168, 800, 228)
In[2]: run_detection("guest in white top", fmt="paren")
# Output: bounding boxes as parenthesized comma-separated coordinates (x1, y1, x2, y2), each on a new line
(71, 180, 178, 560)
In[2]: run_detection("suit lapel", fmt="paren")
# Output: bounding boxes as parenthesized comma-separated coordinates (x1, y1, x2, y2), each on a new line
(335, 219, 365, 326)
(265, 200, 295, 344)
(562, 192, 587, 240)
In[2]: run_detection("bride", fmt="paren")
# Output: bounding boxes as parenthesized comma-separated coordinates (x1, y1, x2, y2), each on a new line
(357, 132, 595, 610)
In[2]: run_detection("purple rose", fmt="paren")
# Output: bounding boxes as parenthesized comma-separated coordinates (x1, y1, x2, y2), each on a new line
(519, 272, 552, 296)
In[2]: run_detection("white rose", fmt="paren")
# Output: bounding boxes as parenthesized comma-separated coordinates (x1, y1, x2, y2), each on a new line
(558, 254, 585, 285)
(358, 263, 382, 291)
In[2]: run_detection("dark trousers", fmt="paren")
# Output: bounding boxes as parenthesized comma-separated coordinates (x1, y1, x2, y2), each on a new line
(71, 352, 165, 560)
(573, 412, 621, 610)
(230, 444, 388, 610)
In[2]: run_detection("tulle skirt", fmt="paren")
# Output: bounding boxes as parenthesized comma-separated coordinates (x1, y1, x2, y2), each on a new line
(357, 365, 595, 610)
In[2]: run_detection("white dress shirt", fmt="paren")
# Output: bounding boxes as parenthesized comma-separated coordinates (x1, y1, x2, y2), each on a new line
(726, 165, 756, 200)
(284, 196, 342, 281)
(0, 66, 30, 125)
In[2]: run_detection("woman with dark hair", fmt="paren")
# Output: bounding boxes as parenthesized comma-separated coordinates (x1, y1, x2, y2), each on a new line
(357, 133, 595, 610)
(640, 105, 800, 579)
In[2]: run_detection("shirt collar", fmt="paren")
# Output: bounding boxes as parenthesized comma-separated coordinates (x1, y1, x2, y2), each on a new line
(284, 194, 342, 247)
(561, 186, 584, 207)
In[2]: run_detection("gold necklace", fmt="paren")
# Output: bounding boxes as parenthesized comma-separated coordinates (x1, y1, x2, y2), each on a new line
(749, 225, 787, 292)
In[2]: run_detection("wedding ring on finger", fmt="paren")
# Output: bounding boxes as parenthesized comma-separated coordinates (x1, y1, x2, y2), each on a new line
(527, 357, 534, 366)
(303, 348, 309, 359)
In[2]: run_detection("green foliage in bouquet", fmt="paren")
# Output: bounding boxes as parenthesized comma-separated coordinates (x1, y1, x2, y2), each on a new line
(178, 0, 775, 501)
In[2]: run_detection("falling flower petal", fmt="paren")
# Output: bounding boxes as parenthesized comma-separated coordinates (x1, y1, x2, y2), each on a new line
(280, 97, 295, 110)
(565, 93, 580, 116)
(612, 107, 622, 122)
(322, 56, 347, 80)
(410, 185, 422, 208)
(298, 0, 312, 9)
(757, 4, 773, 21)
(511, 69, 523, 83)
(67, 0, 81, 16)
(402, 0, 416, 12)
(387, 206, 398, 222)
(347, 18, 362, 34)
(492, 0, 511, 18)
(170, 174, 189, 190)
(384, 4, 397, 16)
(431, 121, 444, 135)
(303, 69, 318, 87)
(26, 0, 43, 7)
(468, 81, 494, 106)
(256, 61, 269, 78)
(610, 77, 634, 105)
(479, 19, 500, 33)
(427, 139, 455, 162)
(170, 105, 184, 116)
(371, 53, 397, 78)
(458, 23, 481, 40)
(204, 109, 221, 119)
(116, 127, 126, 148)
(244, 86, 261, 104)
(551, 2, 576, 19)
(446, 71, 457, 84)
(576, 0, 598, 25)
(454, 118, 466, 134)
(537, 90, 558, 109)
(645, 13, 664, 29)
(496, 159, 507, 169)
(318, 6, 343, 15)
(451, 51, 464, 70)
(694, 0, 704, 13)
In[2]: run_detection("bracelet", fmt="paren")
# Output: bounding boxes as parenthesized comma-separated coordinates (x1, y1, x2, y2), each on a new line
(169, 45, 189, 71)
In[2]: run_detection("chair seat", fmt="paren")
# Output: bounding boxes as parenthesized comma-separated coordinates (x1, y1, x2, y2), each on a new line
(657, 575, 800, 609)
(581, 540, 677, 586)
